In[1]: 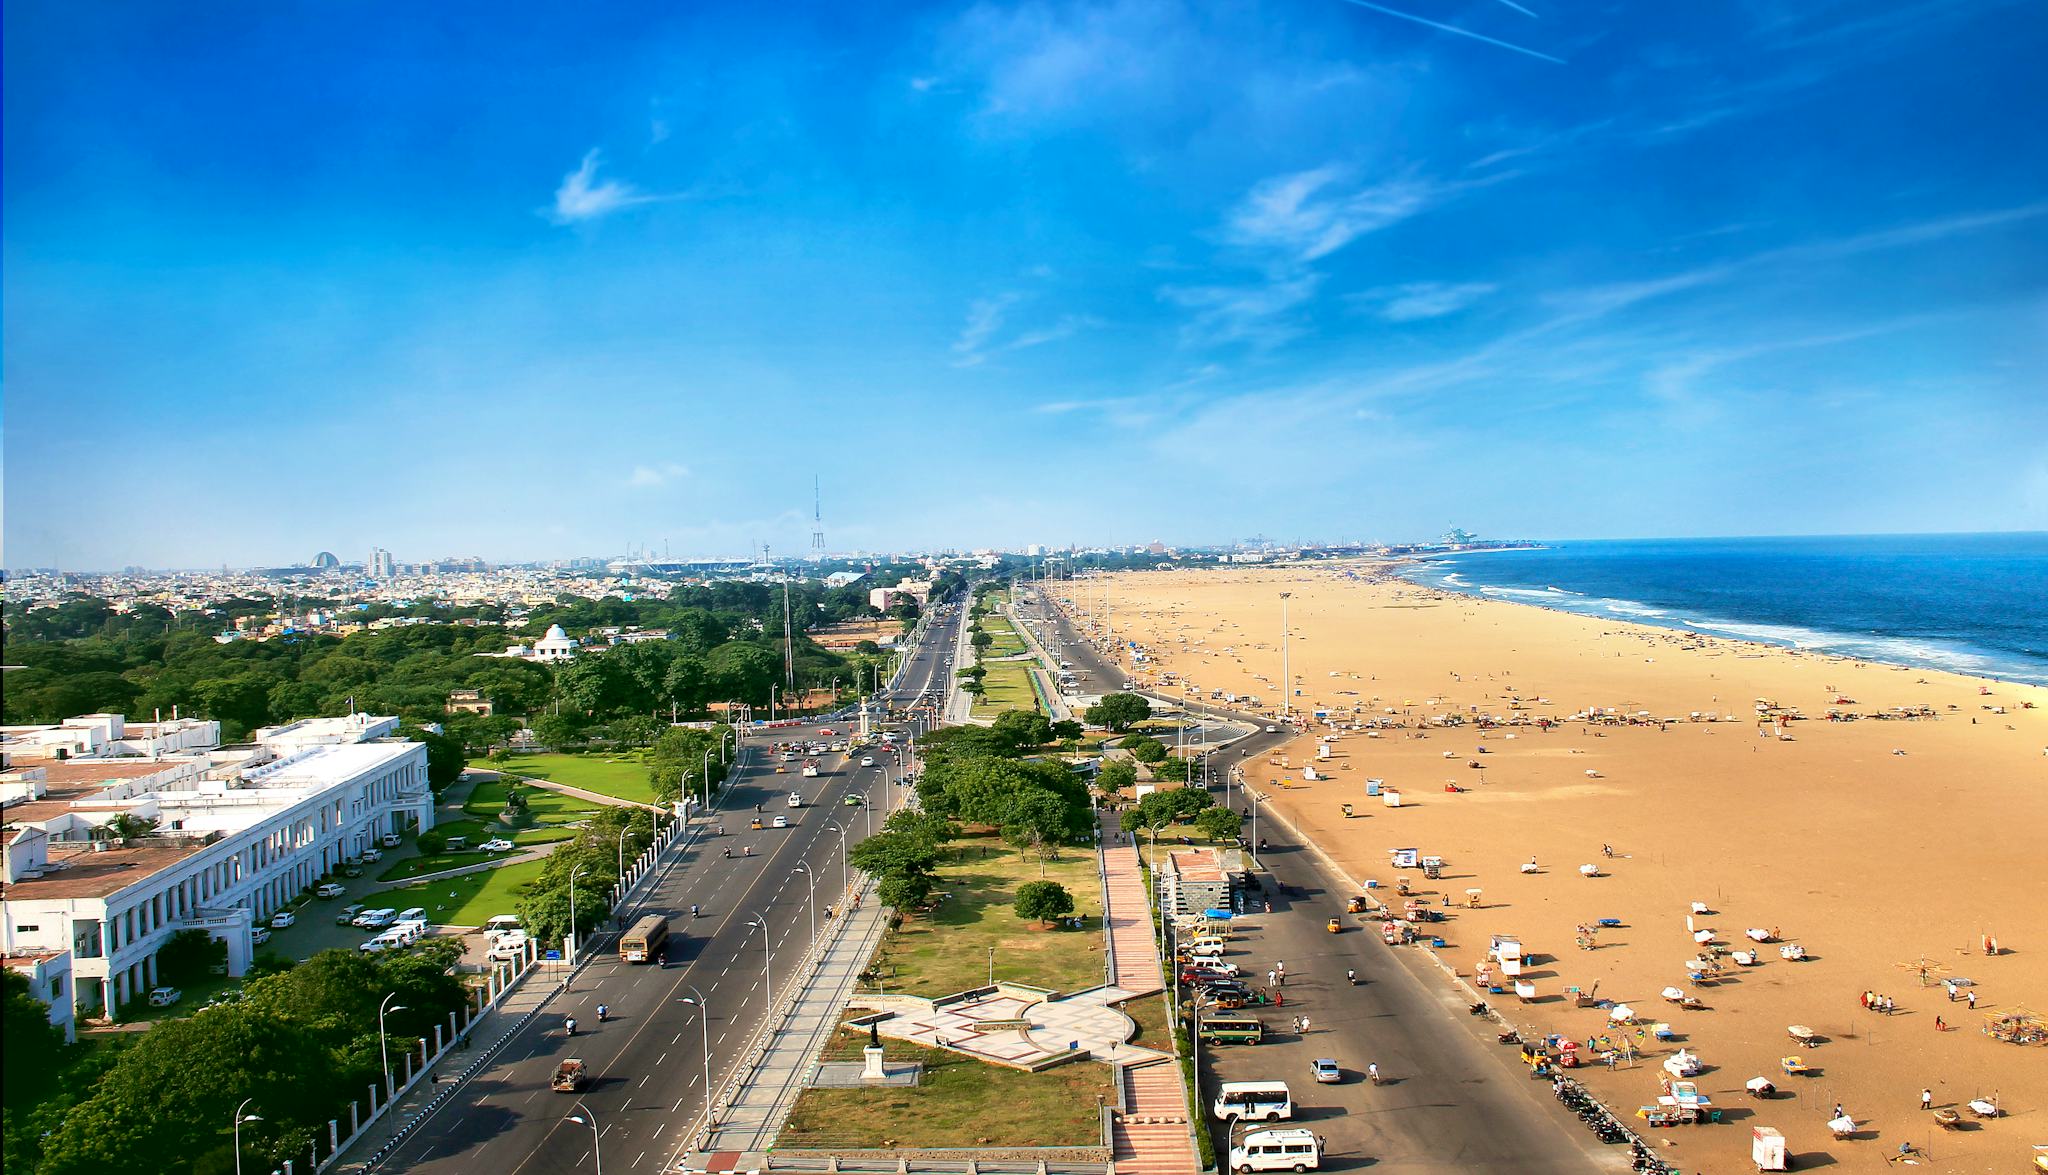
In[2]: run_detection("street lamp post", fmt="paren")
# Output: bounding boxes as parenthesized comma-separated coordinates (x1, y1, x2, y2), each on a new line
(702, 746, 714, 814)
(793, 863, 816, 946)
(565, 1101, 602, 1174)
(377, 993, 408, 1099)
(747, 912, 773, 1009)
(678, 987, 716, 1130)
(232, 1099, 262, 1175)
(617, 826, 632, 888)
(568, 863, 588, 963)
(824, 822, 849, 899)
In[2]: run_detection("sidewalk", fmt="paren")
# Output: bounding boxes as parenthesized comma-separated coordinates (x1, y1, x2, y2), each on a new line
(687, 881, 888, 1164)
(1096, 812, 1200, 1175)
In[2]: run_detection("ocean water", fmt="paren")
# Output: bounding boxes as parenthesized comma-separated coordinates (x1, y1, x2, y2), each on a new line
(1399, 533, 2048, 686)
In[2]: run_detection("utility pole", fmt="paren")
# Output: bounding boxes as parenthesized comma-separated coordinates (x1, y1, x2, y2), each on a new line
(1279, 591, 1292, 721)
(782, 580, 795, 691)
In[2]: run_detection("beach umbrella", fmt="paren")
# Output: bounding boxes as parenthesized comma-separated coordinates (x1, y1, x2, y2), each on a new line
(1610, 1004, 1634, 1022)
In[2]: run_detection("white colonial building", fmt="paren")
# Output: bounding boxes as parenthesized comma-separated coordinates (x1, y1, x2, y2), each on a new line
(1, 713, 433, 1020)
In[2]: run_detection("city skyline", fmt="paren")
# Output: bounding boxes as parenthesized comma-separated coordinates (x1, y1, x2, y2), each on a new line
(7, 2, 2047, 570)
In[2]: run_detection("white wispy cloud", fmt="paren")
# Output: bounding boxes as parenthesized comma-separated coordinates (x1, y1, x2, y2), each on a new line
(951, 293, 1022, 366)
(1227, 166, 1440, 263)
(627, 463, 690, 488)
(1330, 0, 1566, 64)
(1353, 281, 1499, 321)
(1160, 274, 1324, 349)
(952, 295, 1099, 366)
(548, 150, 665, 224)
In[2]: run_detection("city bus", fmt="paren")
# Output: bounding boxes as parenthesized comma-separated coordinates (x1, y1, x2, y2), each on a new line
(620, 914, 670, 964)
(1197, 1018, 1266, 1046)
(1212, 1081, 1293, 1122)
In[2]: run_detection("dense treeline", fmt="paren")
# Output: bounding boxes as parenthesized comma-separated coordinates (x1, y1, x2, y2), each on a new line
(3, 944, 469, 1175)
(2, 572, 946, 742)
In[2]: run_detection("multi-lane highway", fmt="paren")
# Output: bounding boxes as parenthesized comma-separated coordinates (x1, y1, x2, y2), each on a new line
(371, 607, 964, 1174)
(1017, 581, 1612, 1172)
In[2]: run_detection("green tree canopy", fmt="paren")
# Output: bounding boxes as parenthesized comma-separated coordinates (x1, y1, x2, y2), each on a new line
(1084, 692, 1151, 732)
(1013, 880, 1076, 927)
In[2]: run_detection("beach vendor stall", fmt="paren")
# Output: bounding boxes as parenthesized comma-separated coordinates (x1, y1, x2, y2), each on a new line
(1746, 1076, 1777, 1098)
(1663, 1049, 1702, 1078)
(1827, 1113, 1857, 1140)
(1753, 1126, 1790, 1171)
(1779, 943, 1808, 962)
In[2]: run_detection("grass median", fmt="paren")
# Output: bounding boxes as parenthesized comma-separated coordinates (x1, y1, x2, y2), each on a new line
(381, 857, 549, 928)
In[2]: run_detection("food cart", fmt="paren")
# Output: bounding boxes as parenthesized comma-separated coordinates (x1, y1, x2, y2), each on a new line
(1381, 919, 1414, 945)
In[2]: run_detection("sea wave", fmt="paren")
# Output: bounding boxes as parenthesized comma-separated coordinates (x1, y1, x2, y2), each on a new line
(1397, 562, 2048, 686)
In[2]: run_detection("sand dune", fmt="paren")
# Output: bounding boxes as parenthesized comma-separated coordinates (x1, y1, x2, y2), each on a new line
(1074, 562, 2047, 1174)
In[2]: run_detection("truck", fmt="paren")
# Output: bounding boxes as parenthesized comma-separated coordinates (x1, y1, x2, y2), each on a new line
(552, 1059, 588, 1092)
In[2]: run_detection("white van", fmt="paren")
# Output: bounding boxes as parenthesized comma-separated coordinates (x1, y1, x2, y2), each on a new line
(389, 919, 427, 943)
(486, 932, 529, 961)
(1213, 1081, 1293, 1122)
(1229, 1127, 1322, 1172)
(394, 907, 428, 924)
(483, 915, 522, 941)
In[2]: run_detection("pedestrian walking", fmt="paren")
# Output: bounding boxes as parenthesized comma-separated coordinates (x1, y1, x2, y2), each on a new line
(1967, 990, 1978, 1010)
(1268, 970, 1277, 988)
(1935, 1016, 1945, 1031)
(1921, 1089, 1933, 1111)
(1300, 1015, 1311, 1033)
(1833, 1104, 1845, 1122)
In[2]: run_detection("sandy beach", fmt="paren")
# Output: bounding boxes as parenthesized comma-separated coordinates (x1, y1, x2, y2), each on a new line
(1071, 563, 2048, 1174)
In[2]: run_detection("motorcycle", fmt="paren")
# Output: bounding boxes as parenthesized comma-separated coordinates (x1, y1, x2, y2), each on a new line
(596, 1004, 608, 1023)
(565, 1017, 577, 1037)
(1468, 1001, 1490, 1017)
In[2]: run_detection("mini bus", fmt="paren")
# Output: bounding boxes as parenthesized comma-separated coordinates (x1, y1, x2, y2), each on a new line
(1228, 1127, 1322, 1172)
(1213, 1081, 1293, 1122)
(1197, 1018, 1266, 1045)
(620, 914, 670, 964)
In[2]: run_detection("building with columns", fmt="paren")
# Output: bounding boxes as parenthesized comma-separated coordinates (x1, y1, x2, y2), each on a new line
(1, 713, 432, 1022)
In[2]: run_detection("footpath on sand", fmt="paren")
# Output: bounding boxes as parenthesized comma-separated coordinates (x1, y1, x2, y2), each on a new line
(1098, 812, 1201, 1175)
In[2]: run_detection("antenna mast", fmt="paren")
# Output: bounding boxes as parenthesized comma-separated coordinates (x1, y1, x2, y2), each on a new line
(811, 475, 826, 560)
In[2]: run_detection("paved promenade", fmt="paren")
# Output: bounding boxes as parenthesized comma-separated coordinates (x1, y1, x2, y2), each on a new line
(1095, 813, 1199, 1175)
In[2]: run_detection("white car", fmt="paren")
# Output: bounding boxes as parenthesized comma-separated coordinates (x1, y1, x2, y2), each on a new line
(381, 833, 403, 848)
(480, 838, 514, 852)
(860, 756, 875, 767)
(148, 986, 183, 1007)
(251, 926, 272, 945)
(354, 908, 398, 929)
(486, 935, 529, 961)
(359, 935, 399, 954)
(315, 882, 347, 899)
(360, 847, 383, 862)
(270, 911, 296, 929)
(1264, 725, 1278, 733)
(1311, 1058, 1343, 1084)
(394, 907, 427, 924)
(772, 814, 789, 828)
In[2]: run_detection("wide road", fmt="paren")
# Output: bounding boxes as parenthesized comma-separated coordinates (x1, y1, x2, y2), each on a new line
(372, 608, 965, 1175)
(1018, 581, 1617, 1173)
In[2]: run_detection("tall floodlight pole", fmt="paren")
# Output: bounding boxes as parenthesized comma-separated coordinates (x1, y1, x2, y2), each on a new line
(793, 863, 816, 946)
(824, 822, 849, 898)
(232, 1100, 262, 1175)
(747, 913, 773, 1008)
(1279, 592, 1292, 722)
(679, 987, 715, 1128)
(378, 993, 408, 1098)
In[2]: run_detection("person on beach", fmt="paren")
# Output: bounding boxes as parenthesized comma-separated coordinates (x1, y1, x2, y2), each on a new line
(1921, 1089, 1933, 1111)
(1968, 990, 1978, 1010)
(1935, 1016, 1945, 1031)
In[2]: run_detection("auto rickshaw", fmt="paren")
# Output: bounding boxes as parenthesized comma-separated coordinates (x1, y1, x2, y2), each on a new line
(749, 816, 764, 830)
(1326, 917, 1343, 933)
(1346, 896, 1366, 914)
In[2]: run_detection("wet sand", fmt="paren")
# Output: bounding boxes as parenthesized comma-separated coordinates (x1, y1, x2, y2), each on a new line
(1071, 563, 2048, 1174)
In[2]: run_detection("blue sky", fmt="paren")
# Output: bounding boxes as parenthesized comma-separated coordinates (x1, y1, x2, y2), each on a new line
(5, 0, 2046, 569)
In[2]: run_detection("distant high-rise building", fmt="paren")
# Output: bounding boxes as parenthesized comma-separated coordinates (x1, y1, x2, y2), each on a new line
(311, 551, 340, 569)
(368, 547, 395, 578)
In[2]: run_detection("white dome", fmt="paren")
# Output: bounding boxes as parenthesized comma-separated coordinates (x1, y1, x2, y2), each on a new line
(543, 624, 569, 640)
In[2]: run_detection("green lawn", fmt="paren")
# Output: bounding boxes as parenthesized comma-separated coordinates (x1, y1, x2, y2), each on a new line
(489, 752, 659, 804)
(870, 833, 1105, 997)
(979, 612, 1030, 658)
(464, 776, 606, 824)
(779, 1019, 1110, 1149)
(381, 858, 549, 929)
(972, 658, 1040, 717)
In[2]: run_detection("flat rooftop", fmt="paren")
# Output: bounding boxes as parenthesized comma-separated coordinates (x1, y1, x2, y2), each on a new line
(1, 841, 208, 902)
(1167, 849, 1226, 882)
